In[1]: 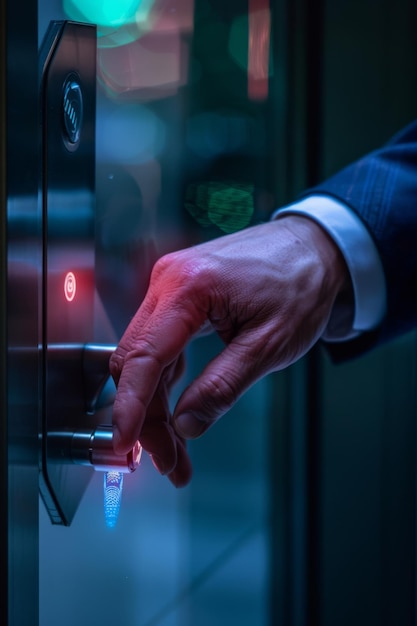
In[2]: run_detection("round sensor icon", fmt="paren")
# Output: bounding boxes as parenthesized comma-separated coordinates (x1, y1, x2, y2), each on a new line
(64, 272, 77, 302)
(62, 75, 83, 147)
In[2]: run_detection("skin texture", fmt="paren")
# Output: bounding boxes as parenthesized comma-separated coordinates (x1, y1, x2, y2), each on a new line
(109, 215, 350, 487)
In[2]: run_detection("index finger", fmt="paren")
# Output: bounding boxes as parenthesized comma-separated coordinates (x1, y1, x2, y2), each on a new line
(110, 294, 207, 454)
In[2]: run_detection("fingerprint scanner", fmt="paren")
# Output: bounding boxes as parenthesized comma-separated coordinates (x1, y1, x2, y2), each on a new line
(62, 75, 83, 147)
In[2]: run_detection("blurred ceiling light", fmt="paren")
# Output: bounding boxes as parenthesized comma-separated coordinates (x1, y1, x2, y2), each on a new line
(63, 0, 151, 29)
(229, 2, 272, 102)
(248, 0, 271, 101)
(64, 0, 194, 48)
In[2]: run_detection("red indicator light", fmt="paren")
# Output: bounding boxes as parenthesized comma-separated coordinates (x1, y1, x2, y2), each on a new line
(64, 272, 77, 302)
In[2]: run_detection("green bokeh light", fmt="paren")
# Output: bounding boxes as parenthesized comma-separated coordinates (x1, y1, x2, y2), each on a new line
(228, 13, 273, 77)
(185, 182, 254, 234)
(228, 14, 248, 72)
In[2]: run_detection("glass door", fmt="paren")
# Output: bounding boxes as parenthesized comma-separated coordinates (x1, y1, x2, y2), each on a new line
(37, 2, 281, 625)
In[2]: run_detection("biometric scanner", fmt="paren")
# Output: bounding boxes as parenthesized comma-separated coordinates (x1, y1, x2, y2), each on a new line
(39, 21, 141, 526)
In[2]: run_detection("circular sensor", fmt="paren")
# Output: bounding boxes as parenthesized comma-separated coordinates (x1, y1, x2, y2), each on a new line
(62, 75, 83, 146)
(64, 271, 77, 302)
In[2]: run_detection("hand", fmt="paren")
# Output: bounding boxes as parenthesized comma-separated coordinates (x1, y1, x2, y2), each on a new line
(109, 216, 350, 485)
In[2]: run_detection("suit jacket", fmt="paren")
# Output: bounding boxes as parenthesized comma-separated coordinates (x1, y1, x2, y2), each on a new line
(309, 120, 417, 359)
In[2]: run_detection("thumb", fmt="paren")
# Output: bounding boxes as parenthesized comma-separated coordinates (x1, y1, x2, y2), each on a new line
(173, 340, 262, 439)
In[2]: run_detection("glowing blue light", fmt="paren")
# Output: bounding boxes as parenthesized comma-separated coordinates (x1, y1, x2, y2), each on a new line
(104, 471, 123, 528)
(97, 104, 166, 164)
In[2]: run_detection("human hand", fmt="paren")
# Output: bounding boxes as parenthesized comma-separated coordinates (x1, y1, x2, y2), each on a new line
(109, 216, 350, 486)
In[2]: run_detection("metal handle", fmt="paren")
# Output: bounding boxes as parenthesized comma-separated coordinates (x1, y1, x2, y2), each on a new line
(48, 426, 142, 473)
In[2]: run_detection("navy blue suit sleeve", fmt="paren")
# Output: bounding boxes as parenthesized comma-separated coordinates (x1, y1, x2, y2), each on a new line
(307, 120, 417, 359)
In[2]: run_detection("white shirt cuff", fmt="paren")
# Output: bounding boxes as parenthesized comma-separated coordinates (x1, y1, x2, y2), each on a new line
(272, 195, 387, 340)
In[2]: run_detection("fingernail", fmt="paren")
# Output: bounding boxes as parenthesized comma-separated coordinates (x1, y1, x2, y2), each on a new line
(174, 413, 206, 439)
(112, 426, 123, 454)
(112, 426, 134, 456)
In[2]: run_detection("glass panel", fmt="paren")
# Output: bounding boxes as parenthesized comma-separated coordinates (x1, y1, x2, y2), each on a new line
(38, 2, 275, 624)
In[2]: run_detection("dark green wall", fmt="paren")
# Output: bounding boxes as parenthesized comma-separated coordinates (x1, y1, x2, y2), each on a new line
(312, 2, 417, 624)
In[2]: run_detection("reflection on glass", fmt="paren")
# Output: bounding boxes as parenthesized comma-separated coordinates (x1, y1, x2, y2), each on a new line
(39, 2, 272, 624)
(63, 0, 151, 30)
(229, 0, 272, 102)
(63, 0, 195, 101)
(98, 33, 189, 100)
(185, 181, 254, 233)
(248, 0, 271, 101)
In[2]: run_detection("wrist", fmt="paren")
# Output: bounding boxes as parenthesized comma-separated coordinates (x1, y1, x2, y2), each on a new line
(275, 215, 354, 338)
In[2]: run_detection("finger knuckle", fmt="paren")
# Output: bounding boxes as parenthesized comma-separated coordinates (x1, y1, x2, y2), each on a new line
(152, 251, 213, 293)
(124, 340, 165, 370)
(151, 253, 172, 279)
(109, 350, 124, 379)
(199, 371, 239, 417)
